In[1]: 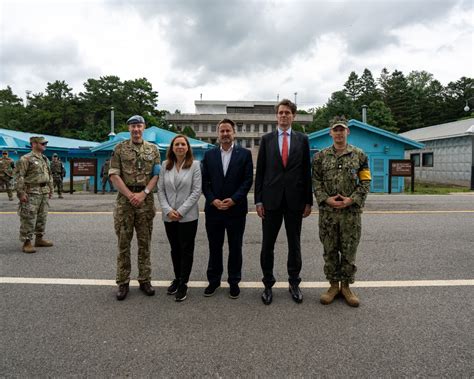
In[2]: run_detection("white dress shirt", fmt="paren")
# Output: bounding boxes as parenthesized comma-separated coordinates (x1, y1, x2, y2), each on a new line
(220, 144, 234, 176)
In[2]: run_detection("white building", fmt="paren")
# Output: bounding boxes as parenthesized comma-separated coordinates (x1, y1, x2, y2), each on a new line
(400, 118, 474, 188)
(165, 100, 313, 161)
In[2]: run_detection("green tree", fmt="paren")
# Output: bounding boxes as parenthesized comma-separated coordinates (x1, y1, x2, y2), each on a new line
(182, 125, 196, 138)
(357, 68, 381, 108)
(366, 100, 398, 132)
(0, 86, 26, 130)
(380, 70, 422, 132)
(343, 71, 362, 101)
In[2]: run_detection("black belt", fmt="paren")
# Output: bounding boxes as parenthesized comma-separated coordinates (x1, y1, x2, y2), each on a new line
(39, 183, 47, 187)
(127, 185, 145, 192)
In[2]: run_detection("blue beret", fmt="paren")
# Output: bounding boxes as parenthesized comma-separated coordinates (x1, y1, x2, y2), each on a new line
(126, 115, 145, 125)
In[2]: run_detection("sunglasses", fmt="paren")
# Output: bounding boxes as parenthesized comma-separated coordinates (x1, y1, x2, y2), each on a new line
(40, 142, 48, 146)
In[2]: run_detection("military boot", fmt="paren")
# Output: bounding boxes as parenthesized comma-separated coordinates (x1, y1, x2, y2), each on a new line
(341, 282, 360, 307)
(320, 281, 340, 305)
(58, 194, 64, 199)
(22, 240, 36, 254)
(35, 237, 54, 247)
(116, 284, 129, 301)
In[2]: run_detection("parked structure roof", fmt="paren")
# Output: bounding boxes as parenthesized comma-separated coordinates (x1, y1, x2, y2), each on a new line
(399, 118, 474, 141)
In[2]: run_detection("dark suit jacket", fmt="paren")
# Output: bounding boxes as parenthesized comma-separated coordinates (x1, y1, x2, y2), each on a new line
(254, 130, 313, 211)
(202, 145, 254, 220)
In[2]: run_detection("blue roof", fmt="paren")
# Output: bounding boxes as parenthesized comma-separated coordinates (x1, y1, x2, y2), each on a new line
(91, 126, 214, 152)
(308, 119, 424, 149)
(0, 128, 99, 150)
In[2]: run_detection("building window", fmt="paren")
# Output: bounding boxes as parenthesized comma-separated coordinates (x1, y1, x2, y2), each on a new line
(237, 124, 243, 132)
(422, 152, 433, 167)
(211, 124, 216, 132)
(202, 125, 208, 132)
(263, 124, 268, 133)
(195, 124, 200, 132)
(410, 153, 420, 167)
(254, 138, 260, 146)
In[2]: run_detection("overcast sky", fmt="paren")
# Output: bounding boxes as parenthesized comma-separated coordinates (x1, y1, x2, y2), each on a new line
(1, 0, 473, 112)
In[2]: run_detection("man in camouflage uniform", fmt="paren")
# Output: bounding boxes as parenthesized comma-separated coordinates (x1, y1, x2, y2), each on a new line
(15, 136, 54, 254)
(50, 153, 65, 198)
(100, 157, 114, 193)
(0, 150, 15, 201)
(109, 115, 161, 301)
(312, 116, 371, 307)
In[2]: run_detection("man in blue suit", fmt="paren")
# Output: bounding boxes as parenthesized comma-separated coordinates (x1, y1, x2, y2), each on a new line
(201, 118, 254, 299)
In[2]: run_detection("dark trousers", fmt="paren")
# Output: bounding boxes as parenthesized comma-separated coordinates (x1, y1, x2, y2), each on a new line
(205, 216, 246, 286)
(260, 200, 303, 288)
(164, 220, 198, 284)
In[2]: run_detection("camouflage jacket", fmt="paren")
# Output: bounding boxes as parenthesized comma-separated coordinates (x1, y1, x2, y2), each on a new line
(50, 160, 65, 178)
(0, 157, 15, 178)
(109, 140, 160, 187)
(15, 151, 54, 195)
(312, 144, 371, 212)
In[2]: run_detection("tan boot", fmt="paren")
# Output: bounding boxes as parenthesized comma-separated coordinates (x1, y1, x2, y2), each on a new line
(22, 240, 36, 254)
(341, 282, 360, 307)
(35, 237, 54, 247)
(320, 281, 340, 305)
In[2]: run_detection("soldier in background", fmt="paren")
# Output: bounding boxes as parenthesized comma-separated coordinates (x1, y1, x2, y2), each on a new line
(312, 116, 371, 307)
(100, 157, 115, 193)
(50, 153, 65, 198)
(109, 115, 161, 301)
(0, 150, 15, 201)
(15, 136, 54, 254)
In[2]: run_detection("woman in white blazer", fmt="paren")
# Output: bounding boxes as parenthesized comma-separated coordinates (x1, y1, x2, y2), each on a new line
(158, 134, 202, 302)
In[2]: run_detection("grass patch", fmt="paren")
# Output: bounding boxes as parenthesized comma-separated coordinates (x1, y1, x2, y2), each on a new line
(405, 181, 471, 194)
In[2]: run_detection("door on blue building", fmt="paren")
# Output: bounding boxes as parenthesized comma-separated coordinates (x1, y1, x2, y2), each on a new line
(370, 156, 387, 192)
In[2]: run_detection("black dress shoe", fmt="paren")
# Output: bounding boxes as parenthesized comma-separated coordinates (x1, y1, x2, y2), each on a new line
(289, 284, 303, 303)
(204, 282, 220, 297)
(139, 282, 155, 296)
(229, 284, 240, 299)
(261, 287, 272, 305)
(116, 283, 129, 301)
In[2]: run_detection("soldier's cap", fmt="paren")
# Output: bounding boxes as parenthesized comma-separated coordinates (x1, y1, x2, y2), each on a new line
(52, 153, 58, 157)
(2, 151, 7, 155)
(29, 136, 48, 144)
(330, 120, 348, 129)
(126, 115, 146, 125)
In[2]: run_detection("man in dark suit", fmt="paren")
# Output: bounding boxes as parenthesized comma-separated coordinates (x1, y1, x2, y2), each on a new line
(201, 118, 254, 299)
(255, 99, 313, 305)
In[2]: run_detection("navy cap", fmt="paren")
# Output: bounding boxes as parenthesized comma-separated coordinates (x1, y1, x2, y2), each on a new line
(126, 115, 145, 125)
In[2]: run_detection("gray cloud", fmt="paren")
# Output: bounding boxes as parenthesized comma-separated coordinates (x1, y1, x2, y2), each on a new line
(0, 38, 100, 93)
(116, 0, 464, 86)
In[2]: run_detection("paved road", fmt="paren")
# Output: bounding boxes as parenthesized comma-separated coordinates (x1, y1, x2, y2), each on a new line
(1, 194, 473, 377)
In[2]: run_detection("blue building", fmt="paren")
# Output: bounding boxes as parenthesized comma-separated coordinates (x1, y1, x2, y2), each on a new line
(308, 120, 424, 193)
(1, 126, 214, 192)
(0, 128, 99, 179)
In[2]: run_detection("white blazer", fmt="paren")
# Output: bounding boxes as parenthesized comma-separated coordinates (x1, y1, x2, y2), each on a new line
(157, 160, 202, 223)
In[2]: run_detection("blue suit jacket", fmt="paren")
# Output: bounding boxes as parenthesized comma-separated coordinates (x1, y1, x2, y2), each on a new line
(201, 145, 253, 220)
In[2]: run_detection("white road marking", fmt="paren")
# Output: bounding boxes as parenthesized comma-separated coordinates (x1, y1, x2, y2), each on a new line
(0, 277, 472, 288)
(1, 210, 474, 215)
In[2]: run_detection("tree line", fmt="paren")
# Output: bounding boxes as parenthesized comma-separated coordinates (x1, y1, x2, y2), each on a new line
(305, 69, 473, 133)
(0, 70, 472, 142)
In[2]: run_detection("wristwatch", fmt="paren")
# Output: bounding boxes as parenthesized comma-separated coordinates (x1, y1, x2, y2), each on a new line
(143, 188, 150, 195)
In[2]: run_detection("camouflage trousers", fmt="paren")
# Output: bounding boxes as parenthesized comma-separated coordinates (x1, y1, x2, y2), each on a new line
(114, 193, 156, 285)
(52, 176, 63, 195)
(0, 176, 13, 199)
(18, 193, 49, 242)
(318, 210, 361, 284)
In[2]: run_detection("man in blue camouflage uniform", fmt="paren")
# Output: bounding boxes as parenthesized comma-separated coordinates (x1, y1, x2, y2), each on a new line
(109, 115, 161, 301)
(312, 116, 371, 307)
